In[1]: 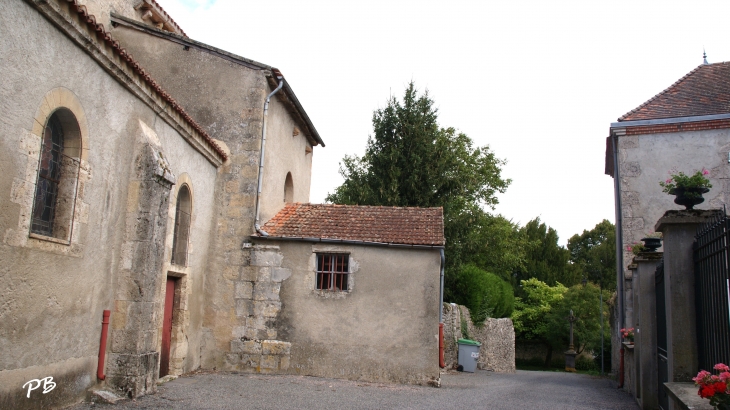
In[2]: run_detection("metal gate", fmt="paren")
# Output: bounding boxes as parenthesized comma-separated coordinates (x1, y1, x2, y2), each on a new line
(655, 260, 669, 410)
(694, 213, 730, 371)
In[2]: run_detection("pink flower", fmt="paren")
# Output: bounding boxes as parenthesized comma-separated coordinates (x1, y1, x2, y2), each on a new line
(666, 179, 673, 183)
(695, 370, 712, 383)
(715, 363, 730, 372)
(703, 168, 710, 175)
(720, 372, 730, 382)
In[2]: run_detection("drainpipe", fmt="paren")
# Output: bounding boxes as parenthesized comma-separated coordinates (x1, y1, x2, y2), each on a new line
(97, 309, 110, 380)
(612, 132, 625, 387)
(439, 248, 445, 368)
(254, 76, 284, 237)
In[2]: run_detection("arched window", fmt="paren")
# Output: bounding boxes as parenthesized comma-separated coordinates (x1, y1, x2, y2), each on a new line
(284, 172, 293, 203)
(171, 185, 192, 266)
(31, 109, 81, 240)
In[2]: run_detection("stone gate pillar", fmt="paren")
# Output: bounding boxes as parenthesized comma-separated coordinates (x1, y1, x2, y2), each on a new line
(634, 252, 662, 410)
(655, 209, 721, 382)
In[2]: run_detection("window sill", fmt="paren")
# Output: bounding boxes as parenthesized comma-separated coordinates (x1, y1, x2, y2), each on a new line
(29, 233, 71, 246)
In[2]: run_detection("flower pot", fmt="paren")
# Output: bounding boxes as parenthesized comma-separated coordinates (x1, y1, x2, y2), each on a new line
(641, 237, 662, 252)
(669, 187, 710, 210)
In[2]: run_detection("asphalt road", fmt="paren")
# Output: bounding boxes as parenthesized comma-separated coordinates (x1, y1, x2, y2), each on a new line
(70, 370, 639, 410)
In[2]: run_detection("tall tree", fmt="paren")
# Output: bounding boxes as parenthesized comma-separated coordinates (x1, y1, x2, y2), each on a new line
(326, 83, 511, 300)
(516, 217, 580, 292)
(567, 219, 616, 291)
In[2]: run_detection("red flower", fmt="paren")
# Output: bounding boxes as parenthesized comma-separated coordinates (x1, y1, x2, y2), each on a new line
(700, 385, 716, 398)
(713, 382, 727, 394)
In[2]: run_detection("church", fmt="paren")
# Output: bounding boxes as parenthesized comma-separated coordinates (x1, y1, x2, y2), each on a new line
(0, 1, 444, 408)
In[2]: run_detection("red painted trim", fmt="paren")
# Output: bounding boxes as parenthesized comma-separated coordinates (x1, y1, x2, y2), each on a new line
(97, 310, 110, 380)
(618, 347, 624, 388)
(439, 323, 445, 368)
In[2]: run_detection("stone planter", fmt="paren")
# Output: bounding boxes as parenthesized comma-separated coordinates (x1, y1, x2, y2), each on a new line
(669, 187, 710, 210)
(641, 237, 662, 252)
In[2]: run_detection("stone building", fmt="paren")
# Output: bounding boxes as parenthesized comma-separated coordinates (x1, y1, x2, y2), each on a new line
(0, 1, 443, 408)
(605, 60, 730, 378)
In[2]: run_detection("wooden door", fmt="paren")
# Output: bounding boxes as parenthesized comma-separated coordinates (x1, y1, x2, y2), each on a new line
(160, 277, 175, 377)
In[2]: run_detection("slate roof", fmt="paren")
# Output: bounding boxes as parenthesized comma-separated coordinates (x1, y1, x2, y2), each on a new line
(258, 203, 445, 247)
(619, 62, 730, 122)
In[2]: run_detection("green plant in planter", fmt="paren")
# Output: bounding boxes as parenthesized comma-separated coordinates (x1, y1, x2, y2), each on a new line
(626, 242, 645, 256)
(660, 169, 712, 198)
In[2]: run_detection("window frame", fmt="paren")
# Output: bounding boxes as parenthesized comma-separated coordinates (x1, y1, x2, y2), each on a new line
(315, 253, 350, 291)
(171, 184, 192, 266)
(29, 109, 82, 243)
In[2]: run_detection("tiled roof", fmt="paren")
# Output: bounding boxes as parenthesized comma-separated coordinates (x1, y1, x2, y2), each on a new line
(61, 0, 227, 161)
(258, 204, 445, 247)
(619, 62, 730, 122)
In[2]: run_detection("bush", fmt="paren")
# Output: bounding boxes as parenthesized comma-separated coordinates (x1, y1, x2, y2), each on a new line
(454, 265, 515, 323)
(576, 355, 597, 371)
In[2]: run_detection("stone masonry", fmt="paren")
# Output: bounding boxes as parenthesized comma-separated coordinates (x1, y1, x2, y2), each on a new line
(226, 244, 292, 372)
(442, 303, 516, 373)
(107, 140, 175, 397)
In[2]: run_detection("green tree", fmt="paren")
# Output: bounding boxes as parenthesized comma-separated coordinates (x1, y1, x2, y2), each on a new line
(515, 218, 580, 293)
(452, 265, 515, 323)
(545, 283, 611, 355)
(326, 83, 511, 301)
(511, 278, 568, 366)
(567, 219, 616, 291)
(467, 214, 529, 283)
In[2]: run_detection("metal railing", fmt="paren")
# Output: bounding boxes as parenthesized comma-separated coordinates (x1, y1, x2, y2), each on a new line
(694, 213, 730, 371)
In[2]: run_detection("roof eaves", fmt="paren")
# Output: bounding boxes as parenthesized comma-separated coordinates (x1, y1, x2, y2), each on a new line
(113, 14, 324, 148)
(251, 235, 445, 249)
(111, 14, 271, 71)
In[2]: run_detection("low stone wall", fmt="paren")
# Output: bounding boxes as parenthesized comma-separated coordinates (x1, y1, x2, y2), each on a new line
(442, 303, 516, 373)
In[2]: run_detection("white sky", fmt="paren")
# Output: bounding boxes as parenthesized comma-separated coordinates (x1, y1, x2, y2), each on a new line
(158, 0, 730, 245)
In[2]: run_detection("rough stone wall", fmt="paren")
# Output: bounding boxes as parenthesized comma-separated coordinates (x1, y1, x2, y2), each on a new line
(106, 139, 175, 398)
(476, 319, 516, 373)
(224, 244, 292, 373)
(442, 304, 516, 373)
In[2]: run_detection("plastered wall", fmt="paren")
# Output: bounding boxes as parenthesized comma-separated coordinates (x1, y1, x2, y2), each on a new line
(0, 1, 218, 407)
(271, 241, 441, 385)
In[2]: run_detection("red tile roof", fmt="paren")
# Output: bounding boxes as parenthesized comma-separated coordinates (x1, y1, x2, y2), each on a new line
(258, 204, 445, 247)
(61, 0, 227, 161)
(619, 62, 730, 122)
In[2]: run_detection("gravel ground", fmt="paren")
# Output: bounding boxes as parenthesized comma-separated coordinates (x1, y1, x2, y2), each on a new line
(69, 370, 639, 410)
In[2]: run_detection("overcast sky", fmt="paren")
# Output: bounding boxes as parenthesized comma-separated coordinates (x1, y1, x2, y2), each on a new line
(158, 0, 730, 245)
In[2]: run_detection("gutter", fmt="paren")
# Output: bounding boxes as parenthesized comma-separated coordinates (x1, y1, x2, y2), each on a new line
(612, 132, 626, 386)
(254, 77, 284, 236)
(251, 235, 445, 250)
(610, 113, 730, 129)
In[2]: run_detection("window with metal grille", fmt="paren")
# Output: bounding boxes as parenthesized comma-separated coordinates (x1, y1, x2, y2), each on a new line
(30, 109, 82, 242)
(31, 114, 64, 236)
(316, 253, 349, 291)
(171, 185, 192, 266)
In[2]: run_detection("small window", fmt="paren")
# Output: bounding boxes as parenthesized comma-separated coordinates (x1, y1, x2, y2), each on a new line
(171, 185, 192, 266)
(316, 253, 349, 291)
(284, 172, 293, 203)
(31, 109, 81, 240)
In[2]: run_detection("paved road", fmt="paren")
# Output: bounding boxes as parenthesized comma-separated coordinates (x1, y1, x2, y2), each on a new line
(71, 370, 639, 409)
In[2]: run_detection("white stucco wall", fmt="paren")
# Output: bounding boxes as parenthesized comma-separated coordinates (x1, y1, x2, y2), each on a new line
(616, 128, 730, 272)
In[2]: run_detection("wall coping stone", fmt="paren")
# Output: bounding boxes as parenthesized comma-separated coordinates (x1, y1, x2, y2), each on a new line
(665, 382, 713, 410)
(635, 252, 664, 261)
(655, 209, 724, 231)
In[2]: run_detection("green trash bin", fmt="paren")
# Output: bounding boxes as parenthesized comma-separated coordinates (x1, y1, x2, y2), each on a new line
(457, 338, 481, 372)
